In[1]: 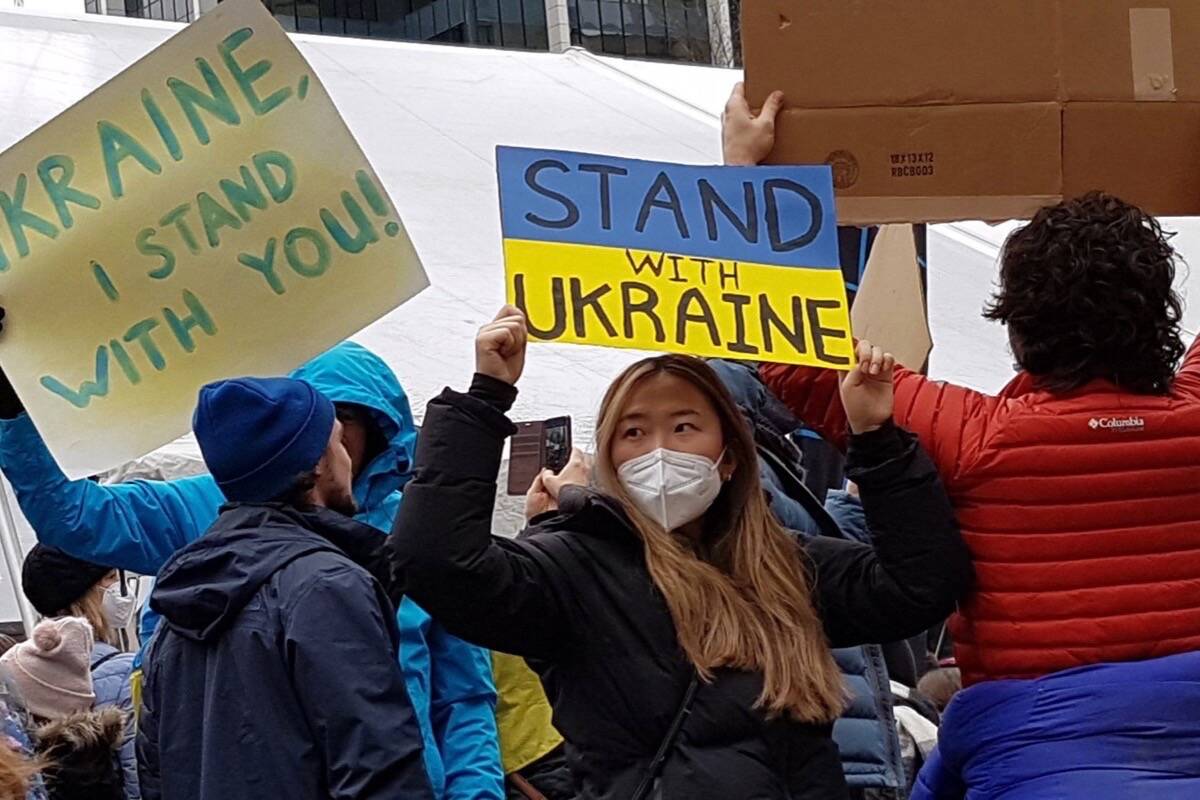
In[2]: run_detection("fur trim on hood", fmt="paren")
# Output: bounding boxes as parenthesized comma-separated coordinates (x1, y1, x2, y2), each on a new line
(35, 707, 124, 800)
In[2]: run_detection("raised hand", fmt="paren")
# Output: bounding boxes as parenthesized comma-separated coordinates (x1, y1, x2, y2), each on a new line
(475, 305, 528, 386)
(722, 82, 784, 167)
(839, 340, 896, 434)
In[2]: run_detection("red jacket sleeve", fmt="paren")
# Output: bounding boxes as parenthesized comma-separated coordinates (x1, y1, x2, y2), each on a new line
(1173, 332, 1200, 398)
(759, 363, 999, 488)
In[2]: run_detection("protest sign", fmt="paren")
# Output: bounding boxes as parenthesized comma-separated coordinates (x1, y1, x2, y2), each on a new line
(0, 0, 428, 478)
(851, 224, 932, 370)
(497, 147, 852, 369)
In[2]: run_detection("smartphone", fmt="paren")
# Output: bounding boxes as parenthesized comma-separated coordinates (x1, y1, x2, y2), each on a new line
(507, 416, 572, 495)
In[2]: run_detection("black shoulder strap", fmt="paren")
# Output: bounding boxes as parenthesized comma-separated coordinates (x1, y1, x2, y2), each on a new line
(630, 675, 700, 800)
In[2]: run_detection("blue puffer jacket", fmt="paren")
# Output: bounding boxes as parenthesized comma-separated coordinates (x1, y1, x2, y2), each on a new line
(91, 643, 138, 800)
(914, 649, 1200, 799)
(709, 359, 906, 792)
(0, 343, 503, 800)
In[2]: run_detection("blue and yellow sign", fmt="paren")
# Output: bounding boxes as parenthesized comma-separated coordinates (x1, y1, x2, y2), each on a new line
(496, 147, 852, 368)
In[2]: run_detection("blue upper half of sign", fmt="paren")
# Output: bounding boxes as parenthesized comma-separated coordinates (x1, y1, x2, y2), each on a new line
(496, 146, 840, 269)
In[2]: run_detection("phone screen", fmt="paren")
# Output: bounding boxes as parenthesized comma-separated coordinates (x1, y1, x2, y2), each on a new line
(507, 416, 572, 495)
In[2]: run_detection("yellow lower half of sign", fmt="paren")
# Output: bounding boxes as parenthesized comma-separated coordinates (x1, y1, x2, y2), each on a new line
(504, 239, 854, 369)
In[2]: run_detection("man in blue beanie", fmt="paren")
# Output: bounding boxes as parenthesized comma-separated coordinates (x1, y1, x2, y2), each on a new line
(0, 338, 504, 800)
(136, 377, 434, 800)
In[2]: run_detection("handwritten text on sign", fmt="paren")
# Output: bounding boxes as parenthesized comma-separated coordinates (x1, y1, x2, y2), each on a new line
(0, 0, 428, 478)
(497, 147, 852, 367)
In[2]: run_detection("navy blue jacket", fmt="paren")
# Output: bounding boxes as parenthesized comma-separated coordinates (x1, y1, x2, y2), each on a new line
(137, 504, 433, 800)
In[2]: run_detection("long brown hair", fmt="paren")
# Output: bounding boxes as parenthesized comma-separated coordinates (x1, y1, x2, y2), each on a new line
(64, 577, 115, 646)
(594, 355, 845, 722)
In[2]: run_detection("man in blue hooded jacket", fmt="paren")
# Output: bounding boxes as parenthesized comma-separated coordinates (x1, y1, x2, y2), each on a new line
(0, 342, 504, 800)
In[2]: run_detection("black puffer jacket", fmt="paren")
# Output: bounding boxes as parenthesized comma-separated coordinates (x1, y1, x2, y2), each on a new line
(389, 377, 972, 800)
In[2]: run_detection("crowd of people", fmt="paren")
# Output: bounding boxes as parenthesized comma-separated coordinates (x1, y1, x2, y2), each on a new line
(0, 83, 1193, 799)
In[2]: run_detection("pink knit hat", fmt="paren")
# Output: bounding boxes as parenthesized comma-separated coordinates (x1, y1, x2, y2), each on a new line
(0, 617, 95, 720)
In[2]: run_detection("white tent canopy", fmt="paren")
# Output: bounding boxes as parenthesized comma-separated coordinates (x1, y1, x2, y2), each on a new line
(0, 8, 1197, 624)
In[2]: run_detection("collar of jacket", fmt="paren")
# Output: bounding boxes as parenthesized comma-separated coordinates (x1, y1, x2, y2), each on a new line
(220, 502, 392, 586)
(523, 486, 635, 540)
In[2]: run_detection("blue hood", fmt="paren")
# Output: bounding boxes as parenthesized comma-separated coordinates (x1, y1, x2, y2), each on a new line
(290, 342, 418, 529)
(914, 650, 1200, 799)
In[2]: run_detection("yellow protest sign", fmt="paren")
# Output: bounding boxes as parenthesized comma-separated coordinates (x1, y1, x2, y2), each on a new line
(497, 147, 852, 367)
(0, 0, 428, 478)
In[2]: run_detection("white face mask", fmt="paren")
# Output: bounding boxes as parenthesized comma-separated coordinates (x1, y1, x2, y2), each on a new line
(101, 583, 137, 630)
(618, 448, 724, 531)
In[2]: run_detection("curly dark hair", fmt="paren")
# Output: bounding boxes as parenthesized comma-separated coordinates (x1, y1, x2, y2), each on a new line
(985, 192, 1185, 394)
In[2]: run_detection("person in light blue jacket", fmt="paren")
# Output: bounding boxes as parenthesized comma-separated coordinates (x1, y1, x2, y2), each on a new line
(0, 342, 505, 800)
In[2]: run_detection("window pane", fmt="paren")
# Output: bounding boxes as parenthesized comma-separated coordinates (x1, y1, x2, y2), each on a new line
(686, 1, 710, 61)
(319, 0, 343, 34)
(434, 0, 449, 35)
(665, 0, 688, 60)
(292, 0, 320, 31)
(644, 0, 668, 57)
(622, 1, 646, 56)
(419, 3, 436, 37)
(498, 0, 526, 48)
(576, 0, 601, 52)
(272, 0, 298, 31)
(523, 0, 548, 50)
(474, 0, 500, 45)
(599, 0, 624, 54)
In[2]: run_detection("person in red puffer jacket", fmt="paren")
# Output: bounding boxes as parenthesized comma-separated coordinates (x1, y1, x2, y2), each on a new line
(724, 83, 1200, 687)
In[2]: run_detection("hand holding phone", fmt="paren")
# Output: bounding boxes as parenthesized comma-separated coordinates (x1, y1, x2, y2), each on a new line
(525, 449, 593, 520)
(508, 416, 572, 495)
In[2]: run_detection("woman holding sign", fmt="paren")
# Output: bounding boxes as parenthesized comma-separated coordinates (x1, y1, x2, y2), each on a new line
(388, 306, 971, 800)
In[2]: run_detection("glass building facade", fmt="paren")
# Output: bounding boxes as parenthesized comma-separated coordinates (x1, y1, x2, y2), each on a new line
(84, 0, 723, 65)
(84, 0, 193, 22)
(260, 0, 549, 50)
(568, 0, 711, 63)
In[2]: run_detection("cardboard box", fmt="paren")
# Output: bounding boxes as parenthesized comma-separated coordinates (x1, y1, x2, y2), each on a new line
(744, 1, 1200, 224)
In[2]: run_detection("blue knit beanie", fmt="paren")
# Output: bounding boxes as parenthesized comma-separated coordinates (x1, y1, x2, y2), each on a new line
(193, 377, 335, 502)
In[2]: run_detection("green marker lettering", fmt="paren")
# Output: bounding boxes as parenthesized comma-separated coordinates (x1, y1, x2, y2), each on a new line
(137, 227, 176, 279)
(159, 203, 200, 254)
(355, 170, 389, 217)
(98, 120, 162, 200)
(141, 89, 184, 162)
(0, 174, 59, 258)
(219, 28, 293, 116)
(0, 242, 9, 273)
(253, 151, 295, 203)
(237, 238, 284, 294)
(197, 191, 242, 248)
(219, 165, 267, 222)
(168, 58, 241, 146)
(110, 339, 141, 385)
(91, 261, 120, 301)
(37, 156, 101, 229)
(164, 290, 217, 353)
(284, 227, 330, 278)
(123, 318, 166, 371)
(320, 192, 378, 254)
(40, 346, 110, 409)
